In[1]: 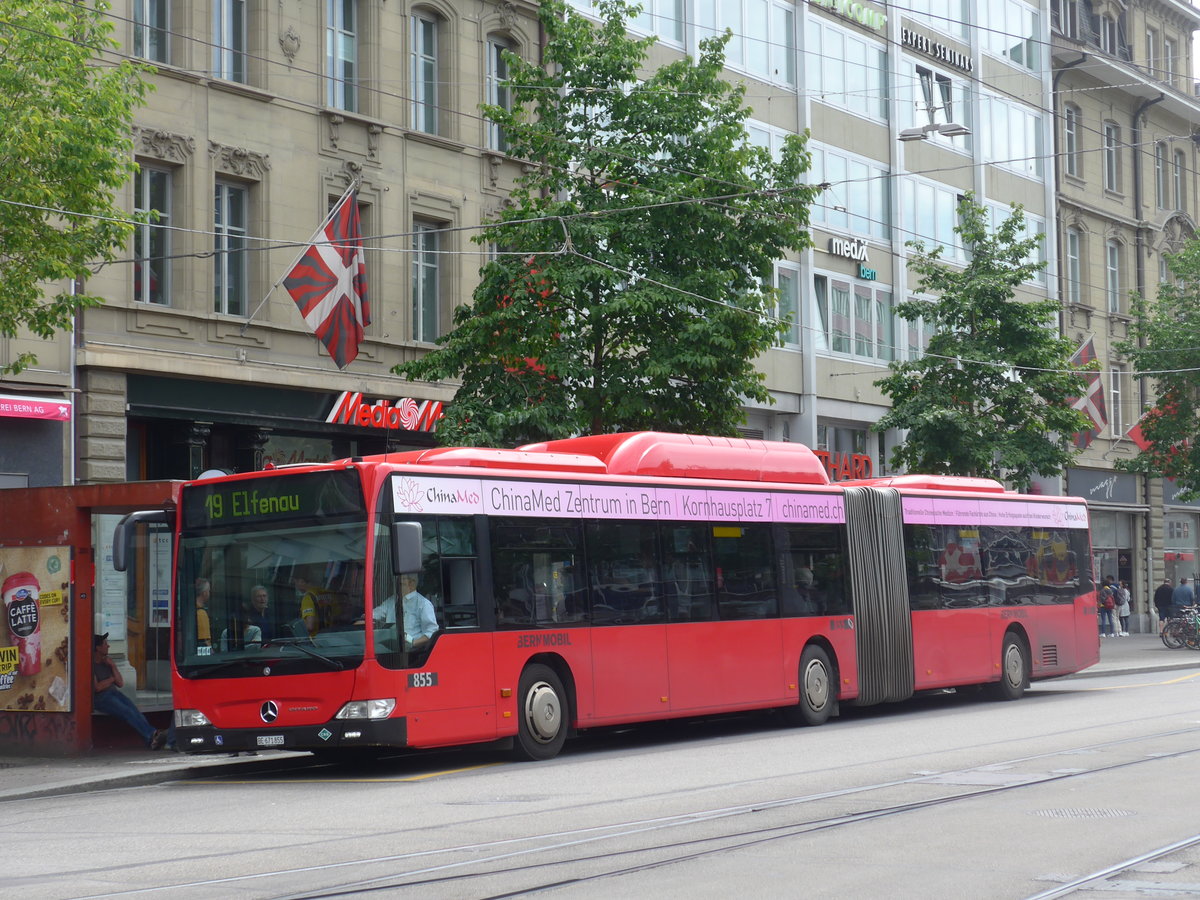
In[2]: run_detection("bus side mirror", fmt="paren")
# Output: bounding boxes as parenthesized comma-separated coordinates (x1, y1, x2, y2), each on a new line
(112, 510, 175, 572)
(392, 521, 422, 575)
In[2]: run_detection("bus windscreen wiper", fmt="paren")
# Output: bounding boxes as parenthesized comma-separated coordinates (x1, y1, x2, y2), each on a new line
(264, 636, 345, 670)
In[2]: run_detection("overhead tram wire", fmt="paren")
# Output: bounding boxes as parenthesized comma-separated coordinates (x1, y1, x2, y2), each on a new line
(22, 9, 1195, 374)
(89, 2, 1183, 208)
(48, 6, 1185, 265)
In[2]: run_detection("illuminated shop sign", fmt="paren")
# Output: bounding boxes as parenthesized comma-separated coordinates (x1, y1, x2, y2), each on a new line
(326, 392, 444, 432)
(828, 236, 870, 262)
(808, 0, 886, 30)
(901, 28, 974, 72)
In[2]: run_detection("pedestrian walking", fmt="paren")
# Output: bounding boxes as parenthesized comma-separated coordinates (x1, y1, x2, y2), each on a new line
(1154, 577, 1174, 633)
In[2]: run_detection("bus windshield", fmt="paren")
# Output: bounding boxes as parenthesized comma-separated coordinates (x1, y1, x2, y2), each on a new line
(175, 469, 369, 677)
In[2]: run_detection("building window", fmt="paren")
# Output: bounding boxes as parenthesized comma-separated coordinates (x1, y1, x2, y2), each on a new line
(805, 18, 888, 122)
(1063, 104, 1081, 178)
(1105, 239, 1122, 314)
(1145, 27, 1158, 75)
(981, 94, 1042, 180)
(1174, 149, 1186, 209)
(326, 0, 358, 112)
(1111, 365, 1124, 437)
(213, 0, 247, 83)
(697, 0, 794, 86)
(901, 178, 964, 261)
(1065, 227, 1081, 305)
(1052, 0, 1078, 38)
(134, 0, 169, 64)
(134, 167, 170, 306)
(486, 36, 513, 152)
(905, 0, 968, 38)
(1103, 122, 1121, 192)
(412, 220, 441, 342)
(1156, 142, 1168, 208)
(808, 144, 890, 240)
(214, 182, 248, 316)
(1163, 38, 1177, 86)
(982, 0, 1038, 70)
(813, 274, 897, 362)
(411, 13, 439, 134)
(775, 264, 799, 347)
(1100, 16, 1118, 54)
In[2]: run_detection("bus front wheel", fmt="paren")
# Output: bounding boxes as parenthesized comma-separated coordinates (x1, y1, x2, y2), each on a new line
(989, 633, 1028, 701)
(784, 645, 834, 727)
(514, 664, 569, 761)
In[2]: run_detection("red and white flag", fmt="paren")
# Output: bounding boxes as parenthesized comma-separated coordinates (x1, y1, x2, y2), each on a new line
(1126, 411, 1153, 451)
(1066, 338, 1106, 448)
(283, 192, 370, 369)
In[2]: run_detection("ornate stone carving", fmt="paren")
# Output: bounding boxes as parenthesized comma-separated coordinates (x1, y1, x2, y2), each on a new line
(328, 113, 345, 149)
(279, 24, 301, 64)
(132, 126, 196, 163)
(367, 124, 383, 161)
(208, 141, 271, 179)
(497, 0, 519, 31)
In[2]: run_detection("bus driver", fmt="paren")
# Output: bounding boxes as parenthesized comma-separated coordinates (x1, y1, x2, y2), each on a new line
(374, 573, 439, 650)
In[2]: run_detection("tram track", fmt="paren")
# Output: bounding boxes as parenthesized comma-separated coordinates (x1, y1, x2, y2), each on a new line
(65, 722, 1200, 900)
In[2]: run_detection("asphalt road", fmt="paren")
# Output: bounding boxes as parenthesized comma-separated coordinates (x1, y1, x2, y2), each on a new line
(8, 663, 1200, 899)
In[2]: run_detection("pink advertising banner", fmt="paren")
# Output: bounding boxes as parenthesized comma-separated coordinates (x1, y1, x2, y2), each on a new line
(391, 475, 845, 524)
(0, 393, 71, 422)
(902, 496, 1089, 529)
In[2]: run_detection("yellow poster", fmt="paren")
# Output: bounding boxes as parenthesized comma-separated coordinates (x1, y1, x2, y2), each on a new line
(0, 546, 71, 713)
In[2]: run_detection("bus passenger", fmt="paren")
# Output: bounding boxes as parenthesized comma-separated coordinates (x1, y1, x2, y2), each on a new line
(195, 578, 213, 651)
(374, 573, 439, 649)
(295, 569, 338, 637)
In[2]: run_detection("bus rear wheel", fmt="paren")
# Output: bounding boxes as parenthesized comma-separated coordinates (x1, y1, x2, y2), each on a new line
(989, 633, 1028, 701)
(514, 664, 568, 761)
(783, 645, 834, 727)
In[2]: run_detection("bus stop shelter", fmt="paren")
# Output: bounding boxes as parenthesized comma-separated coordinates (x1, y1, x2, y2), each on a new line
(0, 481, 180, 755)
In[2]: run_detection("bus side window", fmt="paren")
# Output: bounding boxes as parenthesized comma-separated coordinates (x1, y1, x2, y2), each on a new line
(442, 558, 478, 627)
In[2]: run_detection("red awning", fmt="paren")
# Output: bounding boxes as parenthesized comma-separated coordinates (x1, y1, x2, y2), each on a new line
(0, 393, 71, 422)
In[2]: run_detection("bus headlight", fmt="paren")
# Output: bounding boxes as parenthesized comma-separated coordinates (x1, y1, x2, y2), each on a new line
(175, 709, 211, 727)
(335, 699, 396, 720)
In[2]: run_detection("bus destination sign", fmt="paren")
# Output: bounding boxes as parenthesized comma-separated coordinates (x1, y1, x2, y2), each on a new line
(182, 470, 364, 529)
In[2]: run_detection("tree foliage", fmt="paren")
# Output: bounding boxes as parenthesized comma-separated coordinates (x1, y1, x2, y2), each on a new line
(0, 1, 148, 375)
(874, 196, 1091, 490)
(395, 0, 819, 447)
(1117, 241, 1200, 498)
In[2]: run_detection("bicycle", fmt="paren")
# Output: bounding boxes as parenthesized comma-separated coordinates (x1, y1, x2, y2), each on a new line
(1161, 605, 1200, 649)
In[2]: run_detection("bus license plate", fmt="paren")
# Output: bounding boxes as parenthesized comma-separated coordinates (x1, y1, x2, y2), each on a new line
(256, 735, 285, 747)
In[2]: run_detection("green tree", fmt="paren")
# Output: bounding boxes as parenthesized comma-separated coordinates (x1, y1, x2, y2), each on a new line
(1117, 241, 1200, 498)
(874, 195, 1091, 490)
(395, 0, 818, 447)
(0, 1, 148, 375)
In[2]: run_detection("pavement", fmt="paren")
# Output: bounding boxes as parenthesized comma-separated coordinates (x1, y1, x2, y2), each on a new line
(0, 632, 1195, 804)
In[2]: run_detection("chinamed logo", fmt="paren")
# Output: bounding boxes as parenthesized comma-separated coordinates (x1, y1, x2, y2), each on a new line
(394, 477, 481, 513)
(326, 392, 444, 432)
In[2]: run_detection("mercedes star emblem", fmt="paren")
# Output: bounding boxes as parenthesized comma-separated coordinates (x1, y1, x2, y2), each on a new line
(260, 700, 279, 724)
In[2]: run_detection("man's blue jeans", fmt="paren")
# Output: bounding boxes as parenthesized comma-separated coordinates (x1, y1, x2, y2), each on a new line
(93, 688, 155, 746)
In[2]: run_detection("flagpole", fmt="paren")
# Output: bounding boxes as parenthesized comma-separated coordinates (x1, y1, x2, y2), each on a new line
(239, 179, 359, 336)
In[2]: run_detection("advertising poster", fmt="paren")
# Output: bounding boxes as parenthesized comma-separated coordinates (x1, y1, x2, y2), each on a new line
(0, 546, 71, 713)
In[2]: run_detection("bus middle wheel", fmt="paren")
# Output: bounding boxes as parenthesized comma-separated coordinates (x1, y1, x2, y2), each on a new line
(514, 663, 568, 761)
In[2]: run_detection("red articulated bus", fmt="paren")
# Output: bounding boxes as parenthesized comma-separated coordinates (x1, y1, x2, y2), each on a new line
(114, 432, 1099, 760)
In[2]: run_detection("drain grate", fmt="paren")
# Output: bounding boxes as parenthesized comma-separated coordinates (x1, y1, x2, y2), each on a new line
(1034, 807, 1135, 819)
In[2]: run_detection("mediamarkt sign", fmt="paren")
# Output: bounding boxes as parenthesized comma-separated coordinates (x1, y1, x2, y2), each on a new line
(326, 392, 444, 432)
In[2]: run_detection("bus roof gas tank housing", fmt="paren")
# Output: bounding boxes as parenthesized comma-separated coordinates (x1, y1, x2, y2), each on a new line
(519, 432, 831, 486)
